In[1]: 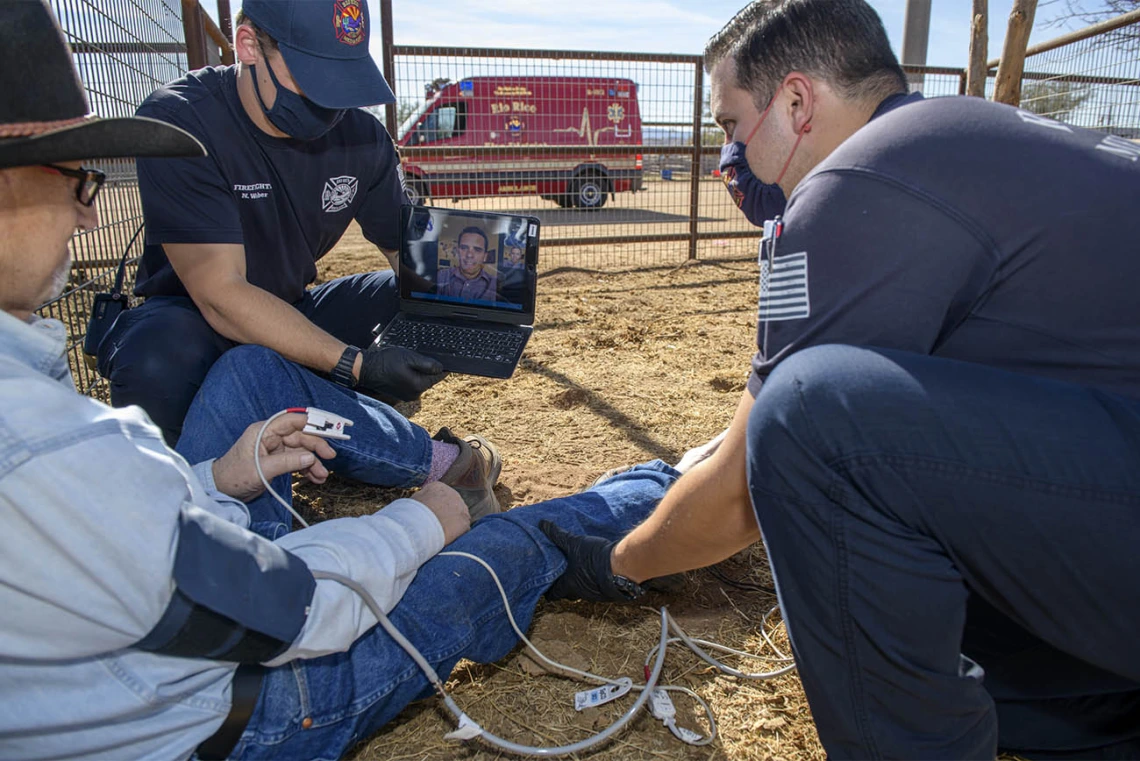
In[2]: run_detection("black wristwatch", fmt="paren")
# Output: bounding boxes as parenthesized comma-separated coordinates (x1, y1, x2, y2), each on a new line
(611, 573, 646, 601)
(331, 345, 361, 388)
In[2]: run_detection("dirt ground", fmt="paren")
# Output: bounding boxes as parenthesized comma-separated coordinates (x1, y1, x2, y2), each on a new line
(297, 219, 826, 761)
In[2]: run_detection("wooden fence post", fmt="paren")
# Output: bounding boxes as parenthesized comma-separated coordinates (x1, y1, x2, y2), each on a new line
(381, 0, 397, 140)
(966, 0, 988, 97)
(181, 0, 206, 70)
(217, 0, 234, 65)
(993, 0, 1038, 106)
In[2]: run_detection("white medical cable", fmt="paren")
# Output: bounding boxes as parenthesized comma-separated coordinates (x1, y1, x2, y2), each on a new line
(440, 551, 719, 745)
(651, 609, 797, 680)
(439, 551, 626, 685)
(759, 604, 791, 660)
(654, 685, 718, 746)
(313, 568, 669, 757)
(253, 409, 311, 528)
(253, 410, 794, 754)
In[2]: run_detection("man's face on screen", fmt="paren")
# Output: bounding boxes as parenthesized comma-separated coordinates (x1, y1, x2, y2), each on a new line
(457, 231, 488, 278)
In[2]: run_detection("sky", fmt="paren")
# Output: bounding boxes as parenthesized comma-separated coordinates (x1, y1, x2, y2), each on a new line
(201, 1, 1085, 69)
(387, 0, 1077, 66)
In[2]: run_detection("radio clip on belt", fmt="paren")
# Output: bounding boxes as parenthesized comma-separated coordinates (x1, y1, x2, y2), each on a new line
(81, 222, 144, 370)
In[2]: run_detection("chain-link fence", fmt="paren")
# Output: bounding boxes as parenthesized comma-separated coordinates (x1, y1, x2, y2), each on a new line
(385, 47, 749, 270)
(383, 44, 972, 271)
(37, 0, 191, 398)
(1016, 13, 1140, 138)
(902, 64, 967, 98)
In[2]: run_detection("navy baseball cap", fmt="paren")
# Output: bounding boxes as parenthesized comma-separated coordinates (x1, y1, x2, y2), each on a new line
(241, 0, 396, 109)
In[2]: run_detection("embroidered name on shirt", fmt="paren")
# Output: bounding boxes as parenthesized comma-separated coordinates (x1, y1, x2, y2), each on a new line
(759, 251, 810, 321)
(233, 182, 272, 200)
(322, 175, 358, 213)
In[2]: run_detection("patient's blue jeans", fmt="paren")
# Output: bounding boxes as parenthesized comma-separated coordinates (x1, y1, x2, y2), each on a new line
(176, 343, 679, 760)
(747, 346, 1140, 759)
(177, 344, 434, 540)
(231, 462, 677, 760)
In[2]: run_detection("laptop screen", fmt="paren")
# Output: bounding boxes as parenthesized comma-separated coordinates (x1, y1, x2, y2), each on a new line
(398, 206, 538, 317)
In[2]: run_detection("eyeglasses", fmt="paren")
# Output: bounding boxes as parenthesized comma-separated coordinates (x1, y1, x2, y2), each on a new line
(39, 164, 107, 206)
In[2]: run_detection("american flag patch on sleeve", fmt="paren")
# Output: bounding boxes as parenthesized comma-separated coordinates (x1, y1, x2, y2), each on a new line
(759, 251, 810, 321)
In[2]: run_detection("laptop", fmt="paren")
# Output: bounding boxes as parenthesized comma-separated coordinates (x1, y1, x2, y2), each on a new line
(373, 205, 540, 379)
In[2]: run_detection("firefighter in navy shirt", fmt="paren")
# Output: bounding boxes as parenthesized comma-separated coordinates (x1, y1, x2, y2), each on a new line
(96, 0, 444, 444)
(702, 5, 920, 229)
(542, 1, 1140, 757)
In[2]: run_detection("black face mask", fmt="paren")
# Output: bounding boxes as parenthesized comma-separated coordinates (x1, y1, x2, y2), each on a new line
(251, 62, 345, 141)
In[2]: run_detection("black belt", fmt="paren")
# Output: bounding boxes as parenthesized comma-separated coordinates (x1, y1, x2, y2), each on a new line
(197, 664, 266, 760)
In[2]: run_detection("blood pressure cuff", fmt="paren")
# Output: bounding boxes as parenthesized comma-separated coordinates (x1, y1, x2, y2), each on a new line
(134, 506, 316, 663)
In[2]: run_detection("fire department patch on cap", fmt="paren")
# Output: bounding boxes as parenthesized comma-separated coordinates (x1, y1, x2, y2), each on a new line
(334, 0, 365, 46)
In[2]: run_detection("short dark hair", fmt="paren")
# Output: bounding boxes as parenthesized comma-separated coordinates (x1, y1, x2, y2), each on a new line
(457, 226, 489, 252)
(235, 9, 278, 53)
(733, 0, 907, 110)
(704, 1, 774, 72)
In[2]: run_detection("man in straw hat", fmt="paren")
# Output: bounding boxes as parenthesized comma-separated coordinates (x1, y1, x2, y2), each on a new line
(0, 3, 690, 759)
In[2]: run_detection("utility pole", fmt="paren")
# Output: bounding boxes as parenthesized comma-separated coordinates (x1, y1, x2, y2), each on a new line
(901, 0, 932, 92)
(381, 0, 396, 139)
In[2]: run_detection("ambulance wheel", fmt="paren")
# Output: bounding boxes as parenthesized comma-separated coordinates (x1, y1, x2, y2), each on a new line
(573, 175, 609, 210)
(404, 179, 428, 205)
(554, 194, 576, 208)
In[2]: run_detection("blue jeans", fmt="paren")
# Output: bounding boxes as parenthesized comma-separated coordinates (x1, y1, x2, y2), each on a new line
(176, 344, 432, 540)
(746, 346, 1140, 759)
(99, 271, 399, 445)
(227, 461, 679, 760)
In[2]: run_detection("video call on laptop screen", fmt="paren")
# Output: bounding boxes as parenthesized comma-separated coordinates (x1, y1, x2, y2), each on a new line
(398, 206, 538, 315)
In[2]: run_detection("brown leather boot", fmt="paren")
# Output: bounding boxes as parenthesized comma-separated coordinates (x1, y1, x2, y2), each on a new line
(433, 427, 502, 520)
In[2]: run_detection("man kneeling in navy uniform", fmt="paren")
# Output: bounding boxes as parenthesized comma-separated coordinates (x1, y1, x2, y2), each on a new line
(96, 0, 443, 445)
(545, 1, 1140, 757)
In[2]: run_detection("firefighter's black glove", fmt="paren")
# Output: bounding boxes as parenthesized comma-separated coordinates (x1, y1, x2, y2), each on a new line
(540, 520, 646, 603)
(357, 345, 446, 404)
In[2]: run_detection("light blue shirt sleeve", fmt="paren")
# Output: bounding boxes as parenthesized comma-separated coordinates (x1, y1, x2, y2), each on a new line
(0, 400, 240, 660)
(266, 498, 445, 665)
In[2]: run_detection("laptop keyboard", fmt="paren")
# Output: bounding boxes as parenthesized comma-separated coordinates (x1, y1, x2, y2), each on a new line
(379, 320, 525, 363)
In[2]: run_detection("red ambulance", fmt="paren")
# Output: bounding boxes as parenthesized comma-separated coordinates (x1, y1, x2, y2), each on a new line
(397, 76, 643, 210)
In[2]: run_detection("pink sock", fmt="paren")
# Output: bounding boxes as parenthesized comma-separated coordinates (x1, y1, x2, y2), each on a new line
(427, 440, 460, 482)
